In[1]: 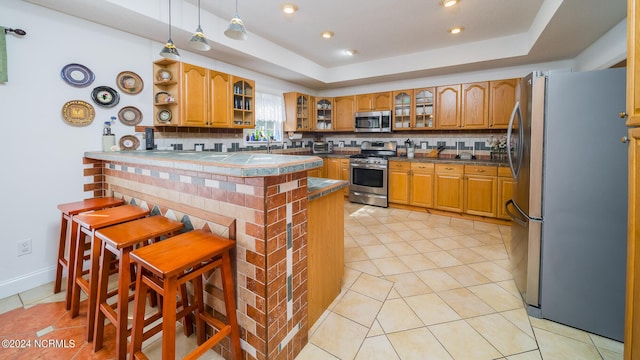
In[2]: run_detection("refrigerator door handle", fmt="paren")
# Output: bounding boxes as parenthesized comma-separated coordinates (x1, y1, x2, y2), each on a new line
(505, 199, 528, 226)
(507, 101, 522, 179)
(506, 199, 543, 226)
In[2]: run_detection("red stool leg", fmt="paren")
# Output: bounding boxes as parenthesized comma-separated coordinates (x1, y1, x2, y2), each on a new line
(221, 252, 242, 360)
(54, 213, 67, 294)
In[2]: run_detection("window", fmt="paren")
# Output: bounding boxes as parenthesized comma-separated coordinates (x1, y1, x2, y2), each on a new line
(243, 92, 285, 145)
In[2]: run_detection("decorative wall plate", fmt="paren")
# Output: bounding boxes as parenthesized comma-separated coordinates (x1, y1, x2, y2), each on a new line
(157, 109, 172, 123)
(119, 135, 140, 151)
(61, 63, 95, 88)
(154, 91, 174, 104)
(116, 71, 144, 94)
(62, 100, 95, 126)
(118, 106, 143, 126)
(156, 69, 172, 82)
(91, 86, 120, 108)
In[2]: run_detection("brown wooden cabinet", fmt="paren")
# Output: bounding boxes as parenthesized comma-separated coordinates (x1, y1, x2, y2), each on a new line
(389, 161, 435, 208)
(464, 165, 497, 217)
(392, 90, 413, 130)
(626, 2, 640, 357)
(334, 96, 355, 131)
(315, 97, 333, 131)
(436, 85, 461, 129)
(307, 188, 344, 327)
(461, 82, 489, 129)
(208, 70, 232, 128)
(489, 79, 519, 129)
(415, 87, 436, 129)
(433, 163, 464, 212)
(326, 158, 350, 196)
(411, 162, 434, 208)
(356, 92, 392, 112)
(497, 166, 515, 219)
(389, 161, 410, 204)
(180, 63, 209, 127)
(231, 77, 255, 128)
(153, 59, 180, 126)
(284, 92, 313, 131)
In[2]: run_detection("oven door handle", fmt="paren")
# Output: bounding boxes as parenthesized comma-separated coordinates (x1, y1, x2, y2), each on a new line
(350, 162, 387, 170)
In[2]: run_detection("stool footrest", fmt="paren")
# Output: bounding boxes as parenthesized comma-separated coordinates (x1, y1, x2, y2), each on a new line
(184, 325, 231, 360)
(199, 311, 228, 333)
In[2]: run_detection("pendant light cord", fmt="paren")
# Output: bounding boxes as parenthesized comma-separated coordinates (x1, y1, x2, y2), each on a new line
(168, 0, 172, 40)
(197, 0, 201, 27)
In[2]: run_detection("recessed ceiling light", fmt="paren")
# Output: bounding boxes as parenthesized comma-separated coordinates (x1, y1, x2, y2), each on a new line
(281, 3, 298, 14)
(321, 31, 334, 39)
(345, 49, 357, 56)
(449, 26, 463, 34)
(441, 0, 458, 7)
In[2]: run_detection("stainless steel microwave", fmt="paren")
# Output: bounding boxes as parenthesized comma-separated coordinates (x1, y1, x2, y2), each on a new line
(354, 111, 392, 133)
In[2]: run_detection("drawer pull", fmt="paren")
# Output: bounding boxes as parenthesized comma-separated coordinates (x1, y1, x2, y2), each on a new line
(476, 169, 485, 173)
(445, 167, 453, 170)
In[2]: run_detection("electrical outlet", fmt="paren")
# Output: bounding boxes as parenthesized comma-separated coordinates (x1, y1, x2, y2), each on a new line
(17, 239, 32, 256)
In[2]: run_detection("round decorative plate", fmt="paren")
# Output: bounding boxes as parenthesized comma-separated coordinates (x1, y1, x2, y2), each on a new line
(154, 91, 174, 104)
(119, 135, 140, 151)
(116, 71, 144, 94)
(156, 69, 172, 82)
(157, 109, 172, 123)
(91, 86, 120, 108)
(117, 106, 143, 126)
(61, 63, 95, 88)
(61, 100, 95, 126)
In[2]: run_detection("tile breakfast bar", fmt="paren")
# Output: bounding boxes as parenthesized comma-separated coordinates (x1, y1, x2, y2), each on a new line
(82, 150, 348, 360)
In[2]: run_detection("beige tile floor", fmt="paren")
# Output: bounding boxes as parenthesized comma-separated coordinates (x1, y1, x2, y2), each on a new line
(0, 202, 625, 360)
(298, 202, 624, 360)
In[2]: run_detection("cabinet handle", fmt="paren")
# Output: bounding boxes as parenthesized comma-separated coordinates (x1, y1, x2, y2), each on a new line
(445, 167, 453, 170)
(620, 112, 628, 119)
(476, 169, 485, 173)
(622, 136, 630, 143)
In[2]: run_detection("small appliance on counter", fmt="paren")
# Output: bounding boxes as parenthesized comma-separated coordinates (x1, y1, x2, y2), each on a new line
(404, 139, 415, 159)
(312, 141, 333, 154)
(145, 128, 155, 150)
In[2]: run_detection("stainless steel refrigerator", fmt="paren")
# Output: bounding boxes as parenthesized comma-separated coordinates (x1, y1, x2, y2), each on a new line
(505, 69, 628, 341)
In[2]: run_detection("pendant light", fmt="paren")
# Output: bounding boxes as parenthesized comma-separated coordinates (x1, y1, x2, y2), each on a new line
(189, 0, 211, 51)
(160, 0, 180, 60)
(224, 0, 248, 40)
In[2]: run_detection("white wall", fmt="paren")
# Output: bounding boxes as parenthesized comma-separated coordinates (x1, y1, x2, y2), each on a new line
(0, 0, 627, 299)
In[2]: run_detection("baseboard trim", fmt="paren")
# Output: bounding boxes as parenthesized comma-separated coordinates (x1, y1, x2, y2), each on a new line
(0, 267, 56, 300)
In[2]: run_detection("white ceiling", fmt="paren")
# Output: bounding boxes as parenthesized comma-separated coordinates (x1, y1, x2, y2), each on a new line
(25, 0, 627, 90)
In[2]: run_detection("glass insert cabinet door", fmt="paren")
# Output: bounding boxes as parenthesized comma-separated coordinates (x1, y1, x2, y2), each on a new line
(393, 91, 412, 129)
(415, 88, 435, 129)
(315, 98, 333, 130)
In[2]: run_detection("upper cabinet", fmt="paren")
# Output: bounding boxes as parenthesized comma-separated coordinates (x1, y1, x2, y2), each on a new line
(152, 59, 254, 129)
(231, 77, 255, 128)
(153, 59, 180, 126)
(461, 81, 489, 129)
(315, 97, 333, 131)
(436, 85, 461, 129)
(284, 92, 313, 132)
(489, 79, 518, 129)
(180, 63, 209, 127)
(414, 87, 435, 129)
(334, 96, 356, 131)
(393, 90, 413, 130)
(356, 92, 392, 112)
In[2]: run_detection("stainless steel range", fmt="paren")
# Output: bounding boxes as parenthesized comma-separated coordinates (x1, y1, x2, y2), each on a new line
(349, 141, 397, 207)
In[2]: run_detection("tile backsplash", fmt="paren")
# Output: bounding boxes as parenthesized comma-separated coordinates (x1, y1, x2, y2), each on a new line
(140, 128, 507, 158)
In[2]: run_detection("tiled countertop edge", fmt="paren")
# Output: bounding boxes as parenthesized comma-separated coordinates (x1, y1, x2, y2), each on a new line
(84, 151, 324, 177)
(307, 178, 349, 201)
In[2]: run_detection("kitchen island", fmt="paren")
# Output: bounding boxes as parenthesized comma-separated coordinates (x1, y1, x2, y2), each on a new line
(82, 150, 346, 360)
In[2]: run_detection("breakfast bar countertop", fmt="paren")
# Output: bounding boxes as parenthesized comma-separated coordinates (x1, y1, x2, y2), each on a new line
(84, 150, 323, 177)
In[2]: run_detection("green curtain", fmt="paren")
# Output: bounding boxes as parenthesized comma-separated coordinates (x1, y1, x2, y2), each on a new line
(0, 27, 7, 83)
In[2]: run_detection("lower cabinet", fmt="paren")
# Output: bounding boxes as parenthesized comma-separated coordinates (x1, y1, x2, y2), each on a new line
(386, 160, 513, 220)
(326, 158, 350, 196)
(464, 165, 498, 218)
(434, 164, 464, 212)
(497, 166, 516, 219)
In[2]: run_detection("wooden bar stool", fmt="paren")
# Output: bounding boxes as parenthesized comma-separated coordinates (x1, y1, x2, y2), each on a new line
(70, 204, 150, 342)
(92, 215, 185, 359)
(129, 229, 241, 360)
(56, 197, 125, 310)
